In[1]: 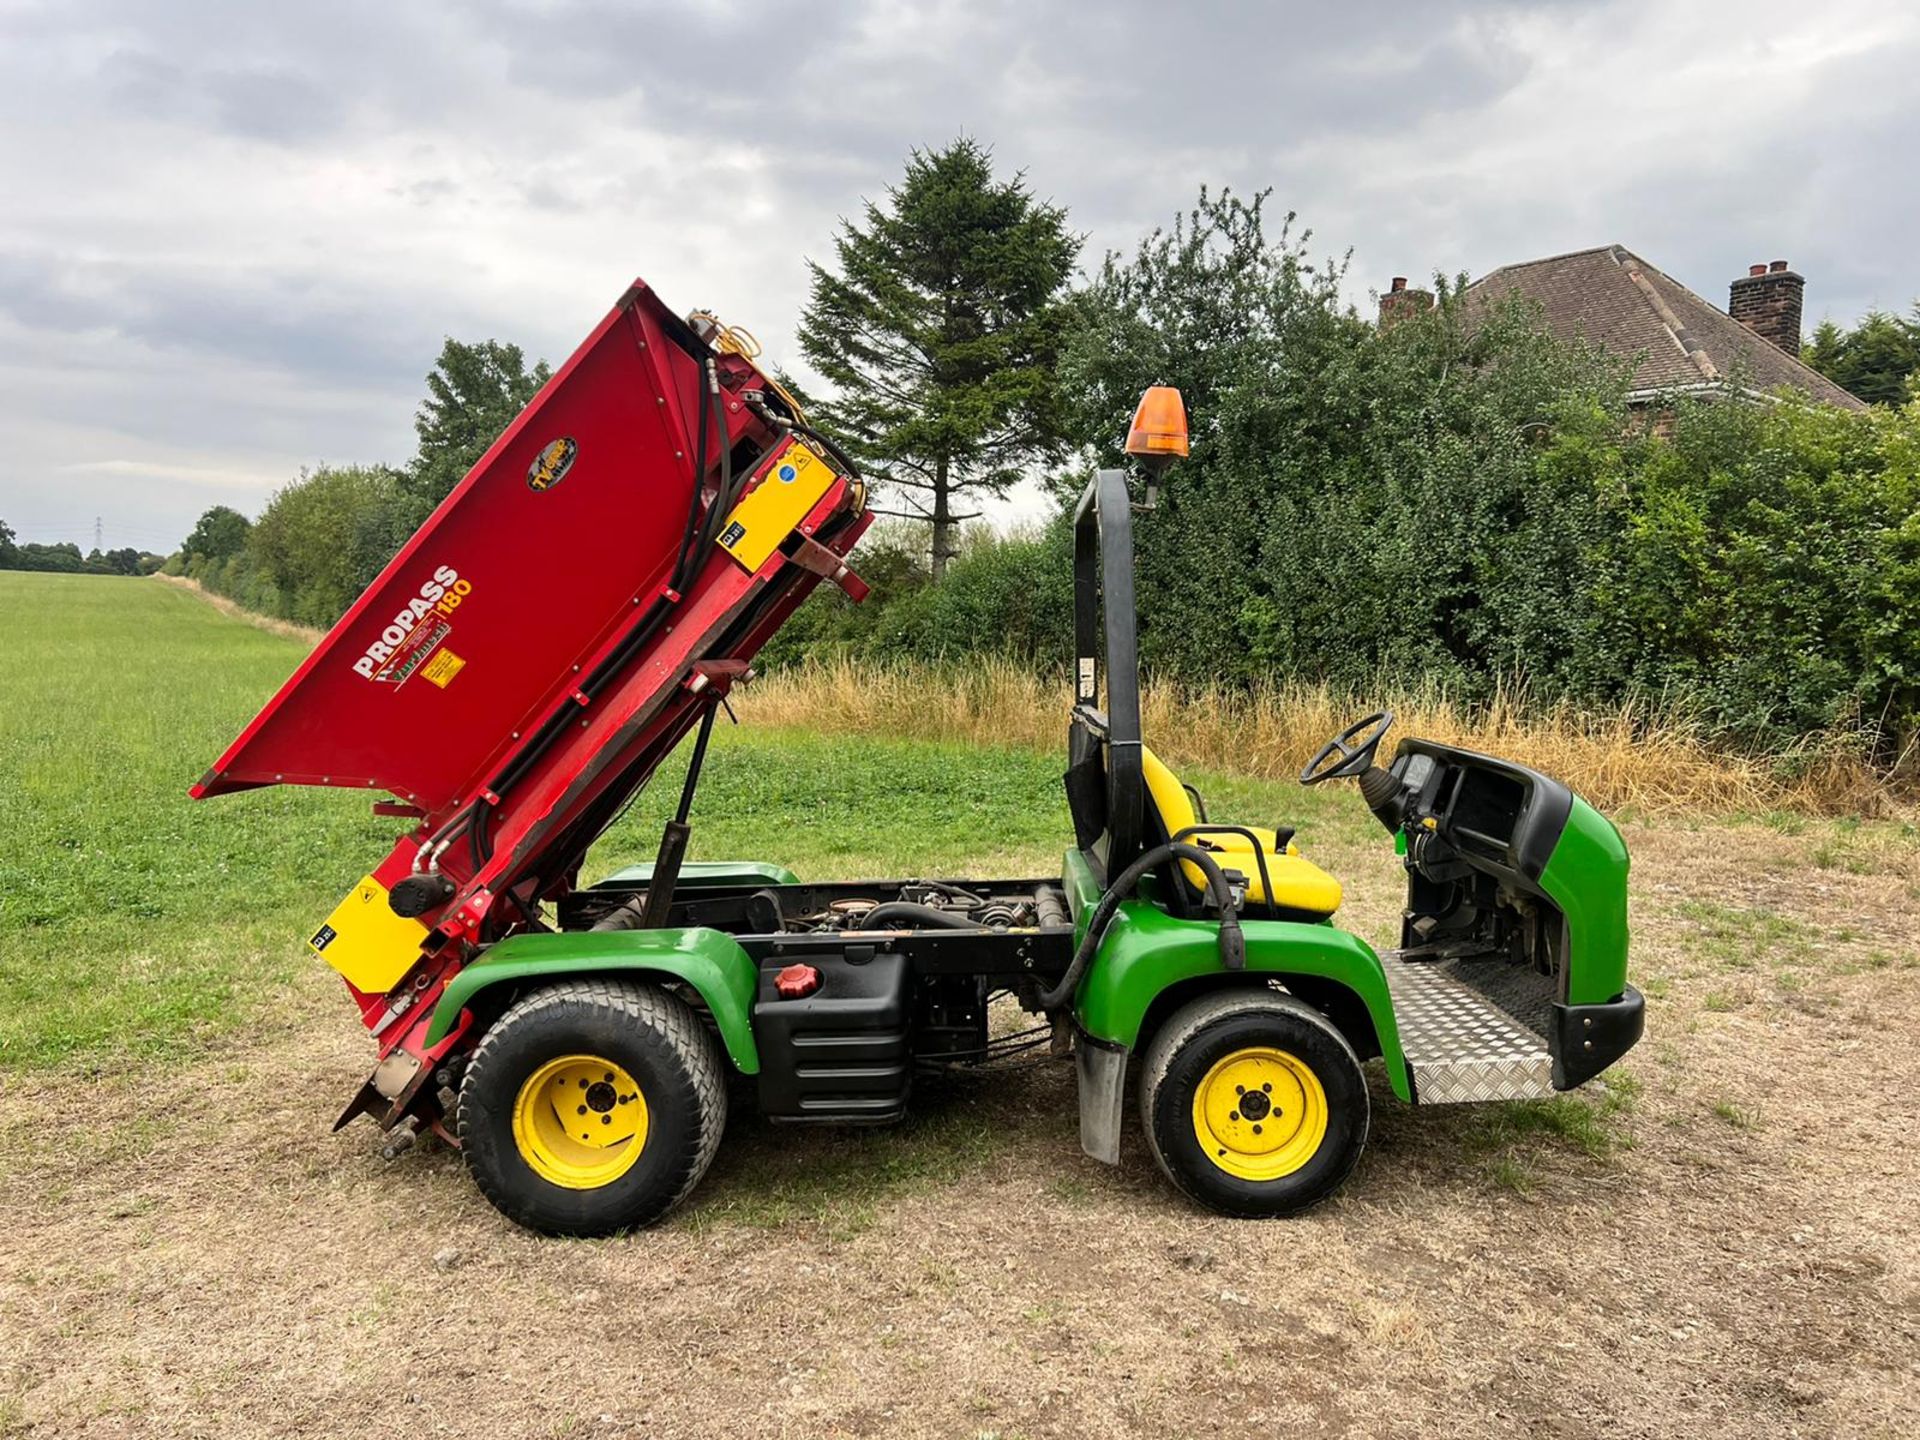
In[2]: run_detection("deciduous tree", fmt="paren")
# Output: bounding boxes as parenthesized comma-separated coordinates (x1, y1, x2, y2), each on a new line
(184, 505, 251, 562)
(406, 339, 551, 506)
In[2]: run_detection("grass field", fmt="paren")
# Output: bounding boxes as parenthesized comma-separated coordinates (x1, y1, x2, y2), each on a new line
(2, 572, 1918, 1438)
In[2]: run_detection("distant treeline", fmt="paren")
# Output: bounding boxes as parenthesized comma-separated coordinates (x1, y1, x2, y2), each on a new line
(0, 522, 161, 577)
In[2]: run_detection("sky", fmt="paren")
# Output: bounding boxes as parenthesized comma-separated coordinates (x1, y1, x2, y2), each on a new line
(2, 0, 1917, 551)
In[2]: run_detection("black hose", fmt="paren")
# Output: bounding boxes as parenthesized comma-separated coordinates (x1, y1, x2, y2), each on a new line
(1037, 843, 1245, 1011)
(853, 902, 979, 931)
(789, 418, 862, 480)
(669, 358, 716, 593)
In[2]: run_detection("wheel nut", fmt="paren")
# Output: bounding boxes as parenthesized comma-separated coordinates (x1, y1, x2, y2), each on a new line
(1228, 1111, 1239, 1122)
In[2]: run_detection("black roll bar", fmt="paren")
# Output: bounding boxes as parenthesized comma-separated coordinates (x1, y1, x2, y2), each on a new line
(1073, 468, 1144, 872)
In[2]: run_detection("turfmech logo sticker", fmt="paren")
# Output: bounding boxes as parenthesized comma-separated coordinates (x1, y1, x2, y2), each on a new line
(352, 564, 473, 685)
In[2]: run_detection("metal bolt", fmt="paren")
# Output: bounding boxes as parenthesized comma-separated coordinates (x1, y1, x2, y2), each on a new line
(1252, 1124, 1263, 1135)
(577, 1105, 587, 1116)
(601, 1115, 611, 1126)
(1234, 1085, 1245, 1095)
(1228, 1111, 1239, 1122)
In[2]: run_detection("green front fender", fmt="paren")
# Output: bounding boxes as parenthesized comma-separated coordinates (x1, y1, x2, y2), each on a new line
(1073, 901, 1412, 1102)
(1539, 796, 1631, 1005)
(423, 926, 762, 1072)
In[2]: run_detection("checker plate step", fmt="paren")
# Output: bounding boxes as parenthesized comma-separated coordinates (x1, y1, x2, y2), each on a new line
(1383, 952, 1556, 1104)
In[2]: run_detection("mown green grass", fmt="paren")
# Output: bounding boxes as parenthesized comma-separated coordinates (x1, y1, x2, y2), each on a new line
(0, 575, 396, 1067)
(6, 574, 1073, 1068)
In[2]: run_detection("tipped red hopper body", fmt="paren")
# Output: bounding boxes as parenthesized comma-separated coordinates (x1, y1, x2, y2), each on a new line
(194, 278, 870, 1126)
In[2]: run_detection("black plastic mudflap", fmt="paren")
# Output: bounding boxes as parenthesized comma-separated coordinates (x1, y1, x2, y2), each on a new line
(754, 951, 912, 1124)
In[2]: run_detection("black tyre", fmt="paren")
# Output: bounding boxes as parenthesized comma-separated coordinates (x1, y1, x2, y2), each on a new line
(1139, 989, 1368, 1217)
(457, 978, 726, 1236)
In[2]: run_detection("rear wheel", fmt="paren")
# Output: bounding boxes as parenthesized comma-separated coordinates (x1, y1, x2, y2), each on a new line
(1140, 989, 1368, 1217)
(458, 978, 726, 1236)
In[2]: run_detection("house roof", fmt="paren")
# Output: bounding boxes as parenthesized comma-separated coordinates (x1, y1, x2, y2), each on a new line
(1463, 244, 1865, 410)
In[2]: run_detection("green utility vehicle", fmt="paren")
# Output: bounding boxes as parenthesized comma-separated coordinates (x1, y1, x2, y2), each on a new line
(197, 288, 1641, 1237)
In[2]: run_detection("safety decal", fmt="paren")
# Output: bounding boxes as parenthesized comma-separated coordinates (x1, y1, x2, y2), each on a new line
(421, 648, 466, 689)
(527, 436, 578, 492)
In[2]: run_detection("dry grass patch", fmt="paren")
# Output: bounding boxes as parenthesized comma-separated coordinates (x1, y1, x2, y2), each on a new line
(149, 572, 326, 645)
(742, 657, 1898, 817)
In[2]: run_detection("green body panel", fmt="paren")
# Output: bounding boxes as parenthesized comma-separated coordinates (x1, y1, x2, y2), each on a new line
(1538, 797, 1631, 1005)
(595, 860, 800, 888)
(422, 925, 762, 1071)
(1061, 851, 1412, 1102)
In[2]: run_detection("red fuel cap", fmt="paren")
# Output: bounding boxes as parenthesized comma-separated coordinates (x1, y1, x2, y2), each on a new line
(774, 963, 822, 1000)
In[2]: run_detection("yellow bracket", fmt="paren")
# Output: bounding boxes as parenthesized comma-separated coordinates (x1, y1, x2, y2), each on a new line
(309, 876, 428, 995)
(717, 440, 840, 572)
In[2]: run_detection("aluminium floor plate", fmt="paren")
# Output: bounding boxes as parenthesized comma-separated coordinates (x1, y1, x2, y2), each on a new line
(1381, 952, 1556, 1104)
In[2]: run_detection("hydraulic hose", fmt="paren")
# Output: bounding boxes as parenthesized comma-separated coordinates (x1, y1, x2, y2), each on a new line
(853, 902, 980, 931)
(1037, 843, 1245, 1012)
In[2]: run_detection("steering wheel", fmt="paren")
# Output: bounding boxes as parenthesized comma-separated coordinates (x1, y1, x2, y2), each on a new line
(1299, 711, 1395, 786)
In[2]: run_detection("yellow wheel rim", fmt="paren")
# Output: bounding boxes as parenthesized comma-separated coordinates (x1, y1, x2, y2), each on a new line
(511, 1054, 649, 1190)
(1191, 1046, 1328, 1182)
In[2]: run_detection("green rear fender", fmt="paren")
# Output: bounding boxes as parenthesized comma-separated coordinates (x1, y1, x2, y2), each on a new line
(423, 925, 762, 1072)
(1074, 900, 1413, 1102)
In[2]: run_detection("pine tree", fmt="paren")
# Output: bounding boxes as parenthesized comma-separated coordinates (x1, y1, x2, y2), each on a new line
(798, 139, 1080, 578)
(1803, 306, 1920, 405)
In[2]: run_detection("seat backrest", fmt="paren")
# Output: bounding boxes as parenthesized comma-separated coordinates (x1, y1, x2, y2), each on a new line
(1140, 745, 1197, 841)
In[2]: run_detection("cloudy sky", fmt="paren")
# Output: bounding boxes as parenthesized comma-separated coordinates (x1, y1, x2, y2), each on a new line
(3, 0, 1916, 550)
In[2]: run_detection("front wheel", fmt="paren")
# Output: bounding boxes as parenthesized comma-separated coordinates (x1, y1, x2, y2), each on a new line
(1140, 989, 1368, 1217)
(457, 978, 727, 1236)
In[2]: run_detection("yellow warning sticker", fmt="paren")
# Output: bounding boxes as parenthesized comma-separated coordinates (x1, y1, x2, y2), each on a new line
(422, 649, 466, 688)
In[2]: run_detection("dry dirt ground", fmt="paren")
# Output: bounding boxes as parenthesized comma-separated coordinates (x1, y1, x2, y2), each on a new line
(3, 820, 1917, 1439)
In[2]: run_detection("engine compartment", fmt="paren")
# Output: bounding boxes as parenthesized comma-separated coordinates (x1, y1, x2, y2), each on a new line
(561, 876, 1072, 940)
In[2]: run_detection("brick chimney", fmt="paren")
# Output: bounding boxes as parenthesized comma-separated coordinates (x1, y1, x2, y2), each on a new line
(1728, 259, 1805, 355)
(1378, 276, 1434, 330)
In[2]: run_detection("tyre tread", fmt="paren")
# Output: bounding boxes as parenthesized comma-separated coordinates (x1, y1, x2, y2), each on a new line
(457, 977, 727, 1231)
(1138, 986, 1368, 1214)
